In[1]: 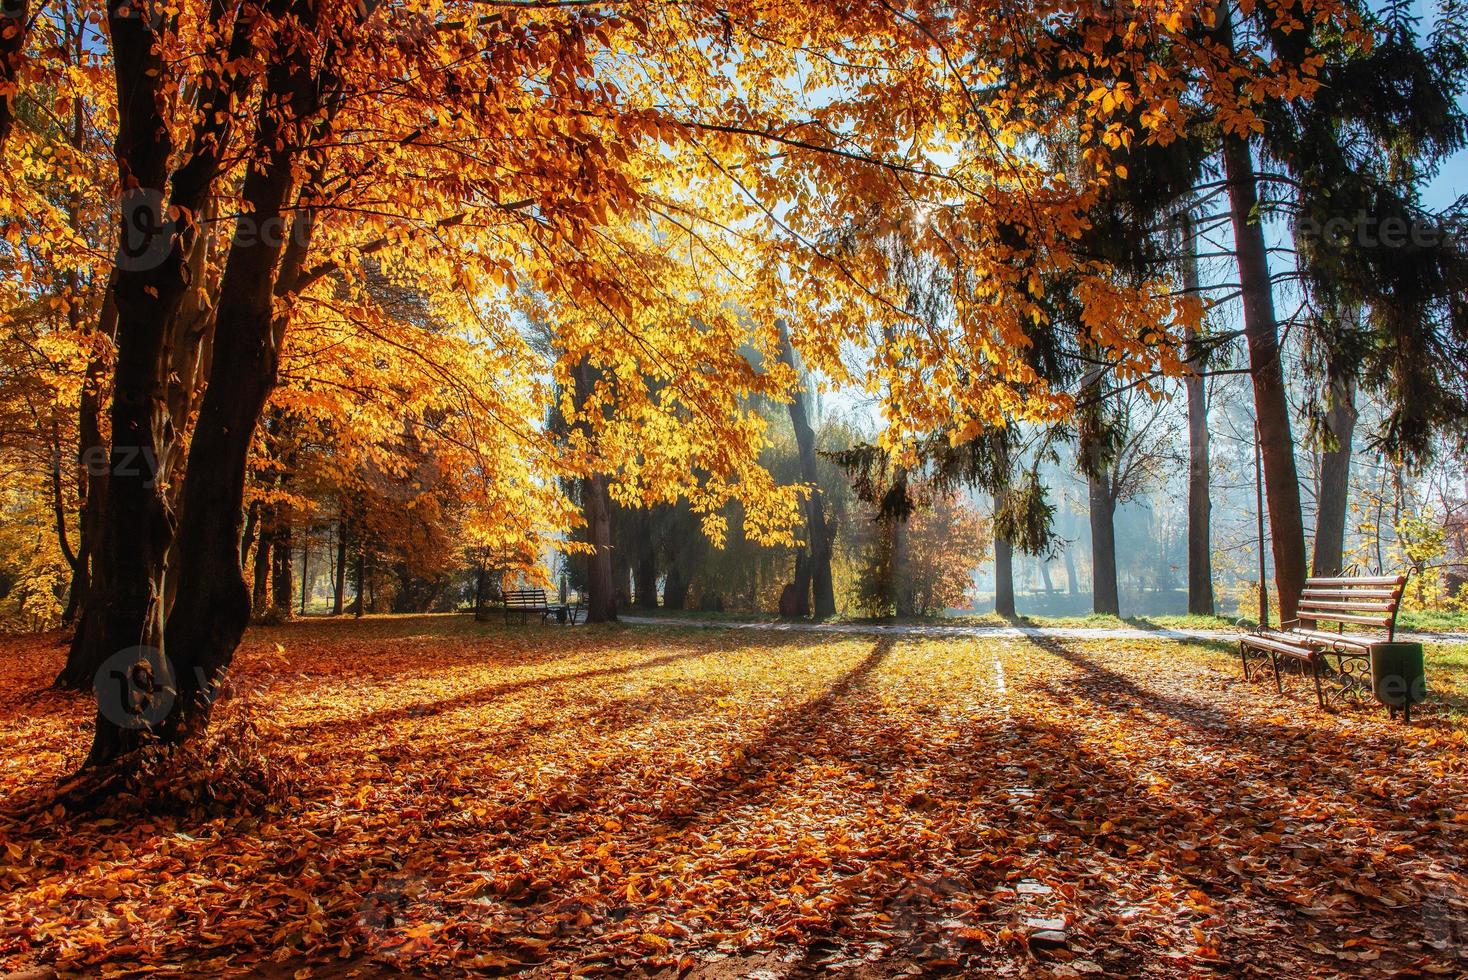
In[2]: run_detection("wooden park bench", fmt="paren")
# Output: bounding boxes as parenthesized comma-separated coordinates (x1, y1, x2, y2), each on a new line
(1239, 574, 1408, 711)
(502, 588, 582, 626)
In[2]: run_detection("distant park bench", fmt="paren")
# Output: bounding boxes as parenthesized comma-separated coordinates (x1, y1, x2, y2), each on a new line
(1239, 573, 1409, 713)
(501, 589, 581, 626)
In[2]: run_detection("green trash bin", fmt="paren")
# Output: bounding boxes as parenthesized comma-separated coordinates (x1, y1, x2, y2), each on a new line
(1370, 642, 1426, 722)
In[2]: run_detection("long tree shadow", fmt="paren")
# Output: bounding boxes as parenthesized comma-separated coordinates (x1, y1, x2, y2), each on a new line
(1020, 633, 1249, 735)
(288, 641, 755, 738)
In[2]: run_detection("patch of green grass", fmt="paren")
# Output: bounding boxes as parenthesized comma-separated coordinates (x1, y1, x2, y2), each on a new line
(1425, 641, 1468, 718)
(1397, 609, 1468, 634)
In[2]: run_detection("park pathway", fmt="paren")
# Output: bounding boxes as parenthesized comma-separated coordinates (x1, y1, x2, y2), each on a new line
(620, 615, 1468, 645)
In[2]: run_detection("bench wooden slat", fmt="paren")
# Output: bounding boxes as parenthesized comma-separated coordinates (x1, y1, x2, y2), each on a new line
(1241, 634, 1315, 661)
(1301, 588, 1400, 601)
(1298, 599, 1397, 613)
(1290, 629, 1374, 650)
(1303, 574, 1406, 588)
(1298, 611, 1394, 628)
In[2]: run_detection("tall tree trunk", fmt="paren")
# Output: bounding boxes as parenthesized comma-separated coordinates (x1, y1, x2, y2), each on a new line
(777, 320, 836, 618)
(1312, 374, 1357, 577)
(79, 0, 270, 762)
(1089, 474, 1120, 616)
(1180, 211, 1215, 615)
(0, 1, 28, 149)
(112, 20, 320, 760)
(663, 565, 690, 610)
(574, 359, 617, 623)
(994, 536, 1015, 618)
(333, 518, 348, 615)
(1218, 13, 1307, 621)
(1063, 541, 1079, 598)
(240, 499, 260, 572)
(353, 545, 366, 618)
(298, 532, 309, 615)
(271, 519, 294, 618)
(251, 513, 272, 614)
(993, 487, 1015, 617)
(633, 534, 659, 609)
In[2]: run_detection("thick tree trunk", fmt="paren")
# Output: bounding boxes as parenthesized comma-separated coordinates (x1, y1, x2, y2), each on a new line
(80, 2, 270, 764)
(633, 540, 659, 609)
(582, 473, 616, 622)
(1180, 211, 1215, 616)
(0, 1, 27, 149)
(1312, 374, 1356, 577)
(994, 535, 1015, 618)
(1218, 28, 1307, 622)
(1089, 474, 1120, 616)
(993, 485, 1016, 617)
(777, 320, 836, 618)
(573, 359, 618, 623)
(663, 564, 690, 610)
(108, 21, 320, 759)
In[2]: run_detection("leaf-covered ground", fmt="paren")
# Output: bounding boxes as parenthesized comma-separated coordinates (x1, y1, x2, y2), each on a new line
(2, 617, 1467, 977)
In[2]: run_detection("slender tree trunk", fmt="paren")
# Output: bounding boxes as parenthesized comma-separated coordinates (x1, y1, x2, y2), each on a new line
(298, 532, 309, 615)
(333, 518, 348, 615)
(1039, 561, 1055, 594)
(1063, 544, 1079, 598)
(353, 545, 366, 618)
(1089, 474, 1120, 616)
(1218, 25, 1307, 621)
(271, 518, 294, 617)
(1312, 374, 1357, 577)
(1180, 211, 1215, 615)
(251, 513, 272, 614)
(240, 500, 260, 572)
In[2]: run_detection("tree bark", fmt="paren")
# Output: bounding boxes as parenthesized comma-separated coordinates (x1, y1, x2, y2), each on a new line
(573, 359, 618, 623)
(0, 1, 28, 149)
(271, 517, 294, 617)
(993, 486, 1016, 617)
(777, 320, 836, 618)
(251, 513, 272, 614)
(353, 545, 366, 618)
(1312, 374, 1356, 577)
(80, 1, 277, 765)
(1218, 16, 1307, 622)
(1180, 211, 1215, 615)
(1089, 474, 1120, 616)
(633, 535, 659, 609)
(108, 12, 320, 760)
(333, 518, 348, 615)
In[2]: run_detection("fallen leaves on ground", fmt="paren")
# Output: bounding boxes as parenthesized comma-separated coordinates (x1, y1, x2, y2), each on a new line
(1, 617, 1466, 977)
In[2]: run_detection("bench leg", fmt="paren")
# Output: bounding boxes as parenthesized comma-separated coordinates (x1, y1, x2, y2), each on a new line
(1239, 641, 1251, 681)
(1270, 652, 1283, 694)
(1310, 657, 1327, 710)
